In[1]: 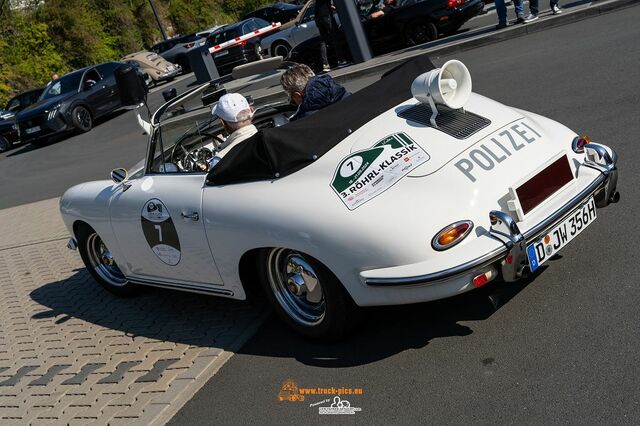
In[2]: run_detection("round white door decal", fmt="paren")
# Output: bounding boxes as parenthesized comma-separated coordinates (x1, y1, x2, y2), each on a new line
(141, 199, 181, 266)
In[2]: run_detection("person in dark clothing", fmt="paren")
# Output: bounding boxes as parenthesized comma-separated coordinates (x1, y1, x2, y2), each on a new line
(280, 63, 350, 121)
(314, 0, 347, 72)
(370, 0, 398, 18)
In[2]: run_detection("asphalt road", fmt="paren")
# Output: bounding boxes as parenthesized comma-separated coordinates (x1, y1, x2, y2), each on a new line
(169, 5, 640, 425)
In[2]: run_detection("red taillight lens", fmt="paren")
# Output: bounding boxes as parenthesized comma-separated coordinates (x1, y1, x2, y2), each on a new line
(472, 270, 493, 288)
(432, 220, 474, 251)
(572, 135, 590, 153)
(448, 0, 464, 8)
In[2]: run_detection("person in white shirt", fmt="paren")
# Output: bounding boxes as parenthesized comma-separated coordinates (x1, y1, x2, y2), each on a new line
(208, 93, 257, 168)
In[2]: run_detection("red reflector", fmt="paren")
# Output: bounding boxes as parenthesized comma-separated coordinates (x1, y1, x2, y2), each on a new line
(473, 273, 489, 288)
(505, 254, 513, 264)
(235, 37, 241, 41)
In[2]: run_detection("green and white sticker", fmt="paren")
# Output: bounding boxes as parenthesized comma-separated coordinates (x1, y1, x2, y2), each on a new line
(331, 132, 430, 210)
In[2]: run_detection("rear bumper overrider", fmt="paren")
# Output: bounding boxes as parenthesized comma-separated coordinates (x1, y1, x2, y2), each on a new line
(365, 143, 619, 287)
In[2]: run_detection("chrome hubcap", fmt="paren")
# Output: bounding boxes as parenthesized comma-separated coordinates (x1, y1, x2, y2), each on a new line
(267, 249, 325, 326)
(86, 233, 127, 287)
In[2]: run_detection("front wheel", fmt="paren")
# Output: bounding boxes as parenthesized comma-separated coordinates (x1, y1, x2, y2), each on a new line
(77, 225, 138, 296)
(0, 135, 10, 153)
(71, 106, 92, 133)
(404, 20, 438, 46)
(257, 248, 362, 340)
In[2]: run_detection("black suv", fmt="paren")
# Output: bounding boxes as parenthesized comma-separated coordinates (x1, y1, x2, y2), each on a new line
(15, 62, 125, 144)
(0, 88, 44, 152)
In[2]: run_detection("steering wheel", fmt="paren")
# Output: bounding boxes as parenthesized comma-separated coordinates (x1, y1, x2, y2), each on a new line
(170, 132, 226, 171)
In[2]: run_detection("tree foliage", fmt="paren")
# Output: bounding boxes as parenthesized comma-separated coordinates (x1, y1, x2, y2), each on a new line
(0, 0, 276, 106)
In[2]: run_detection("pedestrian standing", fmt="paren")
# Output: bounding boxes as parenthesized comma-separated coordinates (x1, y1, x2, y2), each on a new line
(494, 0, 525, 29)
(524, 0, 562, 22)
(314, 0, 346, 72)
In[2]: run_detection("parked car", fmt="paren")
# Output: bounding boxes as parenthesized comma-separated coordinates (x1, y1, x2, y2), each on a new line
(290, 0, 484, 70)
(205, 18, 275, 76)
(0, 109, 13, 120)
(196, 25, 226, 39)
(0, 88, 44, 152)
(150, 34, 206, 73)
(121, 51, 181, 86)
(5, 87, 44, 114)
(15, 62, 126, 144)
(260, 0, 323, 59)
(242, 2, 304, 24)
(60, 55, 619, 340)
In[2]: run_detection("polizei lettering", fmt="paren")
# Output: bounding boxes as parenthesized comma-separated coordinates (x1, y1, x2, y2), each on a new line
(454, 121, 541, 182)
(343, 145, 417, 197)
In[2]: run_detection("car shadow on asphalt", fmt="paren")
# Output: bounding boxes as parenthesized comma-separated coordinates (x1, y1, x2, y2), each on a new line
(235, 271, 545, 368)
(29, 268, 266, 351)
(6, 109, 129, 158)
(30, 265, 548, 365)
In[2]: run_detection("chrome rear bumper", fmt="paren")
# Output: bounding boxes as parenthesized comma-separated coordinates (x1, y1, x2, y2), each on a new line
(365, 144, 619, 286)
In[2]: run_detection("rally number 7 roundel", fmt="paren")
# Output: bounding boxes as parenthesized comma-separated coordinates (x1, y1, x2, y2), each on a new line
(141, 198, 181, 266)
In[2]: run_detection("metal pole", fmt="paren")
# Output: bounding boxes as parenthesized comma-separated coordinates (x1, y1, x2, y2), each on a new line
(334, 0, 372, 64)
(148, 0, 168, 40)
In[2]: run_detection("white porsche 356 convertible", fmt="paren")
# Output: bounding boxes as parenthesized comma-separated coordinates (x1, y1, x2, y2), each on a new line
(61, 56, 619, 339)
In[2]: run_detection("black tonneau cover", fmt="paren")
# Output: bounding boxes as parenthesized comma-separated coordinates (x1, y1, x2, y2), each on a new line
(207, 55, 435, 186)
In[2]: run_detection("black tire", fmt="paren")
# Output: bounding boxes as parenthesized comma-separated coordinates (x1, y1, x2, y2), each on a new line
(271, 41, 291, 59)
(0, 135, 9, 153)
(71, 105, 93, 133)
(257, 248, 362, 341)
(77, 224, 139, 297)
(404, 19, 438, 46)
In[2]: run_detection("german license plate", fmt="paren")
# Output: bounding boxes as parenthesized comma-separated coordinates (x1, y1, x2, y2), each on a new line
(25, 126, 40, 134)
(527, 197, 597, 272)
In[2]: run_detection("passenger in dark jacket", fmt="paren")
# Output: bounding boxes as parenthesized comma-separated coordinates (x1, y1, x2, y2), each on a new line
(280, 63, 351, 121)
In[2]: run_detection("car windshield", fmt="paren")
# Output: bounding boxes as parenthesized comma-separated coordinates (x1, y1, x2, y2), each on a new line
(40, 72, 82, 100)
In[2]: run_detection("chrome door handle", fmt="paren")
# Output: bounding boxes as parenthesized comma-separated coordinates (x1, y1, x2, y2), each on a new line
(181, 212, 199, 221)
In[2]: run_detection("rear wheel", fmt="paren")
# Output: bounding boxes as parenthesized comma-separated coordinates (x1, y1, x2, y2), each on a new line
(257, 248, 362, 340)
(404, 19, 438, 46)
(0, 135, 10, 153)
(77, 225, 138, 296)
(71, 106, 92, 133)
(272, 41, 291, 59)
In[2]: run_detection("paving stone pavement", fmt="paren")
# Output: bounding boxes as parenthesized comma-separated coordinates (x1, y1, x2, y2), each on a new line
(0, 197, 266, 425)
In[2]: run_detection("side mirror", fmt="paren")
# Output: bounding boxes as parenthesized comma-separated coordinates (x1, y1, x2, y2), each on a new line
(84, 80, 96, 90)
(111, 168, 128, 183)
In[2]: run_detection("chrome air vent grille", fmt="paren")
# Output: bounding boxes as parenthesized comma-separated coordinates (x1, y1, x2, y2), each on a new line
(397, 103, 491, 139)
